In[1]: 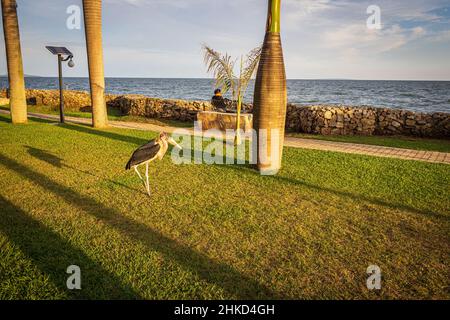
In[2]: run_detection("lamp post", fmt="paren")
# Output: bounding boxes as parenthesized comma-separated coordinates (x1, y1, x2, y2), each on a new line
(46, 46, 75, 123)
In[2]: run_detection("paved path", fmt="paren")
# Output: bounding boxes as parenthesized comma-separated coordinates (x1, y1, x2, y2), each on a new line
(1, 110, 449, 165)
(284, 136, 450, 164)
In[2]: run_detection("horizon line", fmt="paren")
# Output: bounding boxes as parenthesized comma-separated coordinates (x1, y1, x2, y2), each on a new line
(1, 75, 450, 82)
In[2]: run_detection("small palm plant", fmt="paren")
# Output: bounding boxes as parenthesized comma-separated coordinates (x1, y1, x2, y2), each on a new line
(202, 45, 261, 144)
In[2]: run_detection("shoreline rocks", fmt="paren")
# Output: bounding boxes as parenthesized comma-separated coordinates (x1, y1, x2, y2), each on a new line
(285, 104, 449, 137)
(1, 88, 449, 138)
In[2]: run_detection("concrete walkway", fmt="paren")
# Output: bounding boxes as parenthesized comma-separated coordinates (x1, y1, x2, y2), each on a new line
(284, 136, 449, 164)
(1, 110, 449, 165)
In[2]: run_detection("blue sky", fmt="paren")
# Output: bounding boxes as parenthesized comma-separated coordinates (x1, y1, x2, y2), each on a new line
(1, 0, 449, 80)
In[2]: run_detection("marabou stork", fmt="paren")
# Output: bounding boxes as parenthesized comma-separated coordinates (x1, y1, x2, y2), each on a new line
(126, 132, 181, 195)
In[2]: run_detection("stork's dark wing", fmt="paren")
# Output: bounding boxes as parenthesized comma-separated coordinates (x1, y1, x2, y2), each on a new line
(125, 140, 161, 169)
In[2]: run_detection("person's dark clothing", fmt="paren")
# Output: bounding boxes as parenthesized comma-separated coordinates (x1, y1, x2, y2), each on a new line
(211, 94, 227, 111)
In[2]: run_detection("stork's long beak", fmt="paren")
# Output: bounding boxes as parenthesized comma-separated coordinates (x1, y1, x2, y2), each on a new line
(168, 137, 182, 150)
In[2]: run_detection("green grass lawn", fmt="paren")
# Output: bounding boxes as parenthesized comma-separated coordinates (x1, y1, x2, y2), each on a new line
(287, 132, 450, 153)
(0, 113, 449, 299)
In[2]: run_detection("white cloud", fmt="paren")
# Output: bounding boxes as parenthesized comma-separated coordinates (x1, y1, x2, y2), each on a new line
(104, 0, 205, 8)
(427, 30, 450, 42)
(285, 0, 334, 15)
(379, 0, 446, 23)
(322, 23, 427, 56)
(283, 0, 341, 29)
(2, 0, 448, 79)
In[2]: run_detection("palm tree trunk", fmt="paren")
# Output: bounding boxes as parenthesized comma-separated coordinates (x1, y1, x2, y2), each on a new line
(83, 0, 108, 128)
(1, 0, 27, 124)
(253, 0, 287, 174)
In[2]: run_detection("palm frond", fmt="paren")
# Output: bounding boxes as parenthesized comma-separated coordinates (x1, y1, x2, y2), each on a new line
(240, 45, 262, 94)
(202, 44, 236, 96)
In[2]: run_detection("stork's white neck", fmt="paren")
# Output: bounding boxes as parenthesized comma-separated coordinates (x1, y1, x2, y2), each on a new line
(157, 139, 169, 160)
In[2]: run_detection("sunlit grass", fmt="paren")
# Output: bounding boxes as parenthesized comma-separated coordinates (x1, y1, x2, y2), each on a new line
(0, 113, 448, 299)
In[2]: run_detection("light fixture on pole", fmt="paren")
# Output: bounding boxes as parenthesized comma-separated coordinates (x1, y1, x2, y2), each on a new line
(45, 46, 75, 124)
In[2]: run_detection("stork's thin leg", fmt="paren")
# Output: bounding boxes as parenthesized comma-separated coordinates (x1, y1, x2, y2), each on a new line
(145, 162, 150, 196)
(134, 166, 145, 186)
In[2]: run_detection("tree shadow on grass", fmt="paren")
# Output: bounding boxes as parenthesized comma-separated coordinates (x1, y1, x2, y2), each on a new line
(0, 115, 58, 125)
(25, 146, 63, 168)
(29, 119, 447, 224)
(1, 113, 149, 145)
(0, 153, 282, 299)
(221, 164, 449, 222)
(0, 195, 140, 299)
(59, 123, 149, 146)
(0, 114, 54, 124)
(0, 115, 11, 123)
(28, 117, 56, 124)
(24, 146, 144, 194)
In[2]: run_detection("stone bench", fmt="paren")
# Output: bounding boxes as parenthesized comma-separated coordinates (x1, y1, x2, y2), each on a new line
(196, 111, 253, 131)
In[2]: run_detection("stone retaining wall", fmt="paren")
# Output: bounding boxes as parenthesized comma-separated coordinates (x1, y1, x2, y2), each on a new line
(286, 104, 450, 137)
(0, 89, 213, 122)
(1, 89, 449, 137)
(108, 94, 213, 122)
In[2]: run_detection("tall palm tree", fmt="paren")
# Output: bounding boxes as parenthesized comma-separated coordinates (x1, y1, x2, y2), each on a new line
(1, 0, 27, 124)
(83, 0, 108, 128)
(253, 0, 287, 174)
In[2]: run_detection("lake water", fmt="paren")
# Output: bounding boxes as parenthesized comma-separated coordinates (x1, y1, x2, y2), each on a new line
(1, 77, 449, 113)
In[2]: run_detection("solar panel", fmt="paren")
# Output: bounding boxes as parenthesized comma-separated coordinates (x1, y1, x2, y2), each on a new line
(45, 46, 73, 56)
